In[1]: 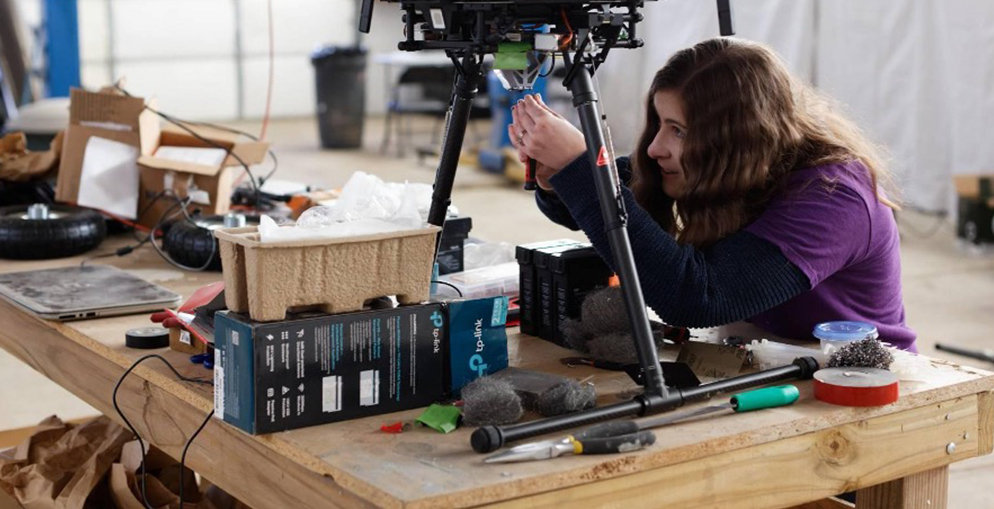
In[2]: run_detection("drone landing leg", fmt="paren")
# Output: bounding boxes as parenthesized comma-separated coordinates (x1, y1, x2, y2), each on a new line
(427, 55, 486, 231)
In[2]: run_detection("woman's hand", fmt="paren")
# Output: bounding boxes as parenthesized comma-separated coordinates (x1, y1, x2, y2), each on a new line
(509, 94, 587, 191)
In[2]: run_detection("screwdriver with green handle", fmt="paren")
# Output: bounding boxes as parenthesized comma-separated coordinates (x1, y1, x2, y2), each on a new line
(636, 384, 800, 429)
(483, 385, 800, 463)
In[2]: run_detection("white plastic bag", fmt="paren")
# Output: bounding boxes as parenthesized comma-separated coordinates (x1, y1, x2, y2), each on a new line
(257, 172, 428, 243)
(746, 339, 828, 370)
(462, 241, 516, 270)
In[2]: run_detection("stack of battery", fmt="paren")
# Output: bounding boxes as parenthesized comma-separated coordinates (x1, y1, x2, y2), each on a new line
(437, 216, 473, 275)
(516, 239, 613, 346)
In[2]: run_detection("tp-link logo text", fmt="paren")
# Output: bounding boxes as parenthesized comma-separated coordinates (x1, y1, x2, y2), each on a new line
(469, 319, 487, 376)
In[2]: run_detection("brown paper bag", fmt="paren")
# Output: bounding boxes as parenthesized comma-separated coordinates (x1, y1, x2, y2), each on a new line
(198, 481, 252, 509)
(0, 416, 130, 509)
(0, 132, 64, 182)
(109, 463, 186, 509)
(113, 441, 215, 509)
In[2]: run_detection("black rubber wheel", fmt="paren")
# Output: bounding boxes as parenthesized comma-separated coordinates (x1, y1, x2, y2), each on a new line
(162, 215, 259, 271)
(0, 204, 106, 260)
(965, 221, 979, 245)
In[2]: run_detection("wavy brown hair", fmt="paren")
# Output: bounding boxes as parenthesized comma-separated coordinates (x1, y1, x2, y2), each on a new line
(630, 38, 897, 247)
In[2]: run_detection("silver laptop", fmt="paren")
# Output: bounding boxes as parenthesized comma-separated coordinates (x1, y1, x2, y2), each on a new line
(0, 265, 182, 321)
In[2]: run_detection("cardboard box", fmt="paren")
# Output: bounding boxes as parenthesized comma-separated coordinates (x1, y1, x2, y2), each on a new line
(444, 296, 509, 396)
(169, 328, 208, 355)
(214, 305, 448, 434)
(215, 225, 440, 322)
(953, 174, 994, 206)
(137, 124, 269, 228)
(213, 296, 509, 434)
(953, 175, 994, 244)
(56, 88, 159, 205)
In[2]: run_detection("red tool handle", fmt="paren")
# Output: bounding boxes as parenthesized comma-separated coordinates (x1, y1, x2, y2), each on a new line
(524, 158, 537, 191)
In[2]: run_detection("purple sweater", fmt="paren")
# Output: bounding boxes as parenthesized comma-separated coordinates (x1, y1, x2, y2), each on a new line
(541, 156, 917, 352)
(745, 162, 916, 351)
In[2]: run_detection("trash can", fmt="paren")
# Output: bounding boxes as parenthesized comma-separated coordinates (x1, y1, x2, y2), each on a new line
(312, 46, 367, 149)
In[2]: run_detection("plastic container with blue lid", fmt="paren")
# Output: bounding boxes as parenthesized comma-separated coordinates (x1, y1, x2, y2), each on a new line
(813, 321, 879, 354)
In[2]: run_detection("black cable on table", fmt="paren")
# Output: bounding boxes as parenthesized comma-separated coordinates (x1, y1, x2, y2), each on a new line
(432, 280, 463, 297)
(180, 409, 215, 509)
(112, 354, 212, 509)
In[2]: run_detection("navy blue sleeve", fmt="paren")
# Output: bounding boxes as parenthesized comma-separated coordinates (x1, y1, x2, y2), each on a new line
(535, 156, 634, 231)
(547, 154, 811, 328)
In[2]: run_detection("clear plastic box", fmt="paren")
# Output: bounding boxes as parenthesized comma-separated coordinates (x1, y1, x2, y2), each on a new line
(436, 262, 519, 300)
(812, 321, 879, 355)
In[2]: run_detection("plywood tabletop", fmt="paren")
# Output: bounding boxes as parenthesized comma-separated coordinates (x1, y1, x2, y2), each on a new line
(1, 236, 992, 509)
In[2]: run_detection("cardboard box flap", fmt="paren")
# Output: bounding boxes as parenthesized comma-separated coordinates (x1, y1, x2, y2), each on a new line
(138, 154, 222, 177)
(57, 129, 141, 204)
(161, 122, 242, 145)
(68, 88, 146, 129)
(138, 100, 162, 156)
(224, 141, 270, 167)
(953, 174, 994, 199)
(156, 124, 269, 167)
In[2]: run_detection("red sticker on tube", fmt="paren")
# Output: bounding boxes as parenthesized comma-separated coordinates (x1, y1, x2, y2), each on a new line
(596, 146, 609, 167)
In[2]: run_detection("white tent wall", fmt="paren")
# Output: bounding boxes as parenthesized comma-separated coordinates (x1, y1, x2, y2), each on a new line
(593, 0, 815, 163)
(13, 0, 993, 212)
(817, 1, 994, 213)
(938, 1, 994, 206)
(594, 0, 993, 213)
(815, 1, 950, 212)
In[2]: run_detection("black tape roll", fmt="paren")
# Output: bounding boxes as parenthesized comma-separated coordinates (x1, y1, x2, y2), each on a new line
(125, 327, 170, 349)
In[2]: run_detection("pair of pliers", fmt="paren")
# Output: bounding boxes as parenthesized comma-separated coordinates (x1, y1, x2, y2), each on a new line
(483, 421, 656, 463)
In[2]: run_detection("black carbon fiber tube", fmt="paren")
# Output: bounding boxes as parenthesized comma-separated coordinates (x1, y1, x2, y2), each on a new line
(677, 357, 819, 404)
(471, 398, 654, 453)
(427, 55, 484, 229)
(471, 357, 819, 453)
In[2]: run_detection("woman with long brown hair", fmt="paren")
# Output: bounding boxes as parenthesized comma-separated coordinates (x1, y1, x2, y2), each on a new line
(511, 37, 916, 351)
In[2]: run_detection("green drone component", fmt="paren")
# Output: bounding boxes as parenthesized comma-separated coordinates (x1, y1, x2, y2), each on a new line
(494, 42, 532, 70)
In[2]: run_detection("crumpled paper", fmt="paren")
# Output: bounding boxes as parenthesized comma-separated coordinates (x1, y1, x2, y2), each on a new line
(258, 171, 429, 243)
(0, 415, 130, 509)
(0, 416, 251, 509)
(0, 132, 64, 182)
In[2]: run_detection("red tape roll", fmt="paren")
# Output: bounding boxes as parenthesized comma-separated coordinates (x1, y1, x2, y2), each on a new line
(813, 367, 899, 407)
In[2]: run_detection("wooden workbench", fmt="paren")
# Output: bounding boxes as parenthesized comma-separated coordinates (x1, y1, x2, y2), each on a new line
(0, 242, 991, 509)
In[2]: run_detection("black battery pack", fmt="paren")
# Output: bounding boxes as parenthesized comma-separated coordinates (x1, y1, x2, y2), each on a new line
(437, 216, 473, 275)
(549, 246, 613, 346)
(516, 240, 611, 344)
(516, 239, 583, 337)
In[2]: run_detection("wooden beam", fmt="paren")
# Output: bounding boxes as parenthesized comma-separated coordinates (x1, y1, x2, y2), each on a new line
(0, 299, 378, 509)
(855, 467, 948, 509)
(474, 397, 980, 509)
(979, 390, 993, 455)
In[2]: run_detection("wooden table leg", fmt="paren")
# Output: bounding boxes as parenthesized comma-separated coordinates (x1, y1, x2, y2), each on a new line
(855, 466, 949, 509)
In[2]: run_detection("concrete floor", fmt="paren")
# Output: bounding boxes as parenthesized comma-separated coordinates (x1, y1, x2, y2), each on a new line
(1, 117, 992, 505)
